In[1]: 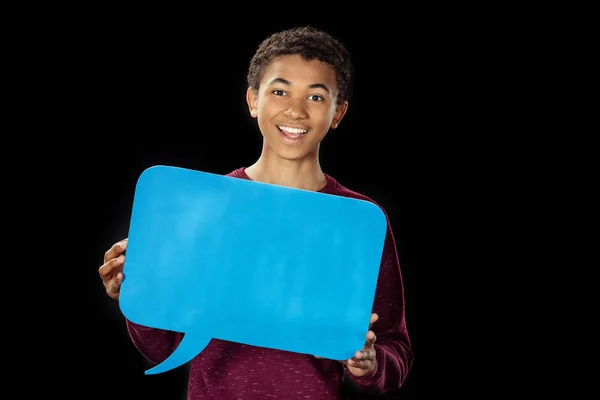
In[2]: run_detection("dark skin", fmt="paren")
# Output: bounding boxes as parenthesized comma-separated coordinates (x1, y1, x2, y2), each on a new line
(99, 238, 379, 376)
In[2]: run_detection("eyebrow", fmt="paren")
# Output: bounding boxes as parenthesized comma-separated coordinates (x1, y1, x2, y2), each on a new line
(267, 77, 331, 94)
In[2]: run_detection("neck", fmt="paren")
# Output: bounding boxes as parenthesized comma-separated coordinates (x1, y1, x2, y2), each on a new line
(245, 145, 327, 192)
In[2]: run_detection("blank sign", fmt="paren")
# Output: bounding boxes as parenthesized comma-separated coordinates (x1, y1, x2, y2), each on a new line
(120, 165, 387, 374)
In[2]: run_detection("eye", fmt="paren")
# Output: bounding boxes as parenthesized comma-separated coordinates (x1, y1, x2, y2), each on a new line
(272, 90, 287, 97)
(308, 94, 324, 102)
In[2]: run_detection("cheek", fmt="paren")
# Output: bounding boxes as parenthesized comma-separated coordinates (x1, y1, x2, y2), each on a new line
(315, 108, 336, 127)
(256, 113, 273, 136)
(316, 103, 337, 119)
(256, 101, 276, 120)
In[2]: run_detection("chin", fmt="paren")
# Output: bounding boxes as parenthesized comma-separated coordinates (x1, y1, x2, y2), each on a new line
(277, 150, 310, 161)
(265, 137, 318, 161)
(272, 145, 314, 161)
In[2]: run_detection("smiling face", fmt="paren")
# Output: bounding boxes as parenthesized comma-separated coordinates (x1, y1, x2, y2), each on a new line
(246, 54, 348, 161)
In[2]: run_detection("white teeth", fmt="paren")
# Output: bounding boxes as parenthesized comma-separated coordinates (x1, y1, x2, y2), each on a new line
(279, 126, 307, 134)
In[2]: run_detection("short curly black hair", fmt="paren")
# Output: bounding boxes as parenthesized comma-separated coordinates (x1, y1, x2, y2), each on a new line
(247, 26, 353, 105)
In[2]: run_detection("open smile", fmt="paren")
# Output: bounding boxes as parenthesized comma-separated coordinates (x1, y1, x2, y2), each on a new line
(277, 125, 308, 144)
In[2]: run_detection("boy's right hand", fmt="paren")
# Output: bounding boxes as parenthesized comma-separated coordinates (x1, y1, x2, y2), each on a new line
(98, 238, 128, 300)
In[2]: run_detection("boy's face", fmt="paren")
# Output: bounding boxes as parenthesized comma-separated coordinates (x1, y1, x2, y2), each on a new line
(246, 54, 348, 161)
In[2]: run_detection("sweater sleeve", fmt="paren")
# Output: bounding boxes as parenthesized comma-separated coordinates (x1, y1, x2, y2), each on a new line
(344, 221, 414, 394)
(125, 319, 184, 365)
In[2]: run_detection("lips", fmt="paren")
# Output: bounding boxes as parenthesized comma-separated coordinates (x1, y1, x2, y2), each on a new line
(278, 125, 307, 144)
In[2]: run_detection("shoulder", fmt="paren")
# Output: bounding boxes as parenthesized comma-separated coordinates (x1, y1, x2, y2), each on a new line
(225, 167, 250, 179)
(326, 175, 379, 205)
(326, 175, 391, 223)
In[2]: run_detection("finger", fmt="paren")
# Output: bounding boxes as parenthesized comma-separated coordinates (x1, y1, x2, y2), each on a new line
(346, 357, 372, 370)
(364, 330, 377, 348)
(98, 254, 125, 279)
(107, 284, 120, 299)
(354, 348, 375, 361)
(103, 238, 128, 263)
(368, 313, 379, 330)
(107, 275, 123, 299)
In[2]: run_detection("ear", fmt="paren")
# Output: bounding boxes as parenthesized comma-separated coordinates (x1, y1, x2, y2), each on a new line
(330, 101, 349, 129)
(246, 87, 258, 118)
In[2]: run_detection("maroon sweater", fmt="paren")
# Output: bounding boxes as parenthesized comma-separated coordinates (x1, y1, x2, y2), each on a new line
(125, 167, 413, 399)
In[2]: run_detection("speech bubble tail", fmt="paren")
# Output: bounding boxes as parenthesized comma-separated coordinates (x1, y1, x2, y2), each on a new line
(144, 334, 211, 375)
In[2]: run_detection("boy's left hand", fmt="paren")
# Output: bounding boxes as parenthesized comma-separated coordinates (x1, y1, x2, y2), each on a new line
(343, 313, 378, 377)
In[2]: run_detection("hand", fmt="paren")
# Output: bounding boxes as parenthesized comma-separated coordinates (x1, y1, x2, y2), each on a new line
(344, 313, 378, 377)
(98, 238, 128, 300)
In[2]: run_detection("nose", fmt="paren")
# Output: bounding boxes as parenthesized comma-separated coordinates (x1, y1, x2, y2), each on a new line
(283, 99, 307, 119)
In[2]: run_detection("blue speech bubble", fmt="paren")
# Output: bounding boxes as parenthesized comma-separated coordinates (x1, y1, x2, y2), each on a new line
(119, 165, 387, 375)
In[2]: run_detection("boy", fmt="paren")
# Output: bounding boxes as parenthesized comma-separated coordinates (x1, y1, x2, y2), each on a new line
(99, 25, 413, 399)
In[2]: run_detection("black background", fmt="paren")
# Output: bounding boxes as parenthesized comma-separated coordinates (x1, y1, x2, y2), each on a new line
(48, 18, 427, 399)
(18, 5, 547, 398)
